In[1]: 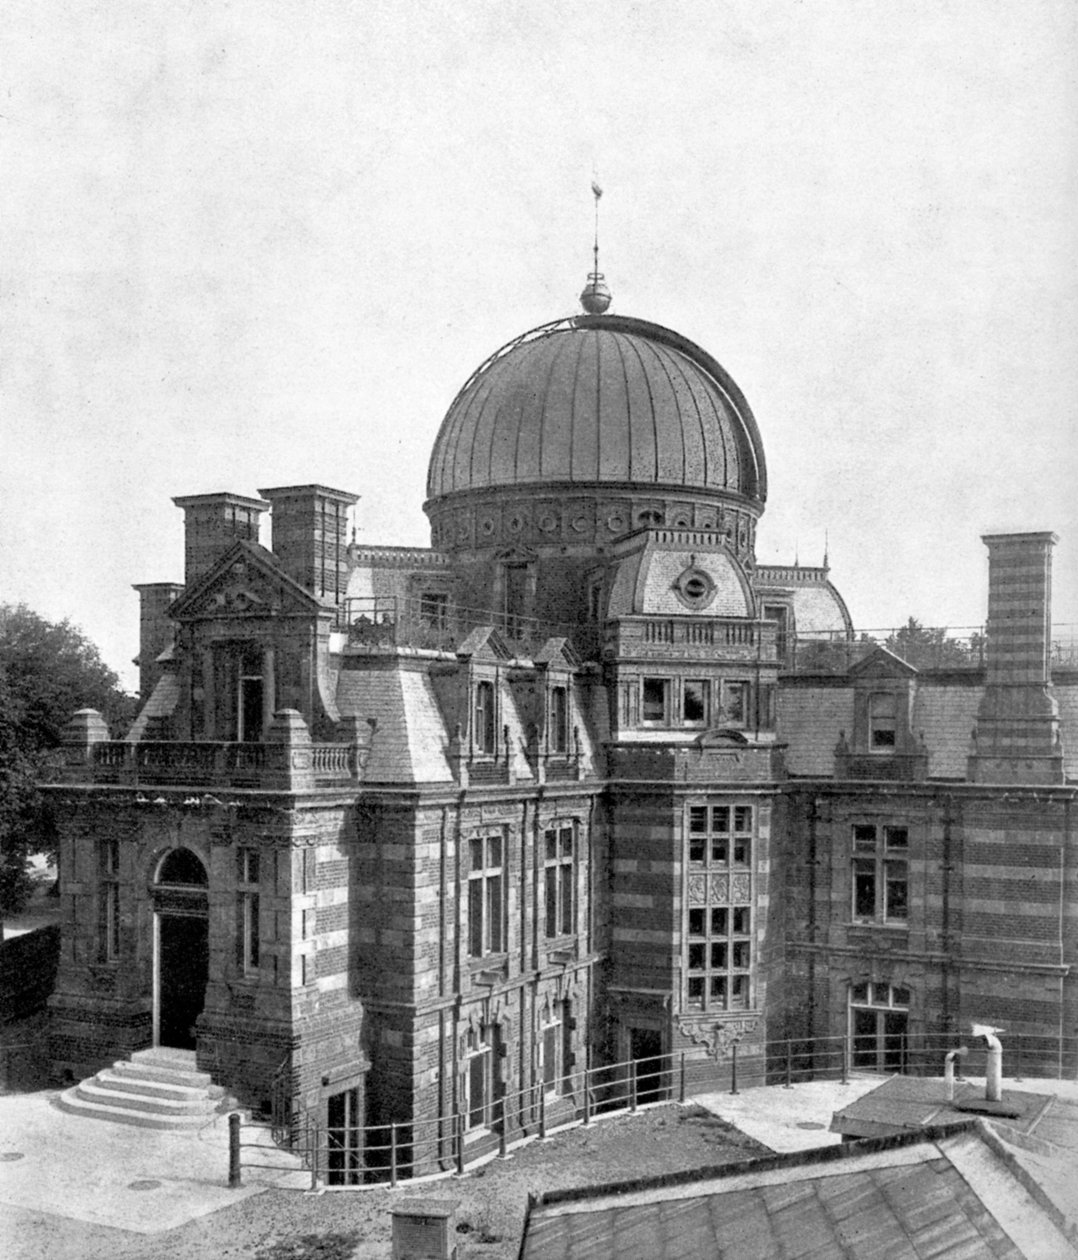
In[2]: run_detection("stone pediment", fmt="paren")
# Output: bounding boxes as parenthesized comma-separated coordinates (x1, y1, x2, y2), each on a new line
(170, 542, 322, 621)
(532, 636, 581, 671)
(456, 625, 513, 662)
(848, 645, 918, 680)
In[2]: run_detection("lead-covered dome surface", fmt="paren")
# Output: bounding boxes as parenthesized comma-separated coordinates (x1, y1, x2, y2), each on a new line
(426, 314, 766, 504)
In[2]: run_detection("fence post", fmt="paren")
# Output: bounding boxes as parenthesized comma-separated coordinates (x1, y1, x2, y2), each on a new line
(583, 1071, 592, 1126)
(309, 1122, 320, 1193)
(228, 1113, 242, 1189)
(730, 1043, 739, 1095)
(630, 1059, 638, 1112)
(841, 1036, 849, 1085)
(455, 1112, 465, 1176)
(679, 1051, 686, 1103)
(539, 1084, 547, 1139)
(1014, 1033, 1023, 1082)
(498, 1096, 508, 1159)
(784, 1039, 792, 1089)
(390, 1123, 398, 1189)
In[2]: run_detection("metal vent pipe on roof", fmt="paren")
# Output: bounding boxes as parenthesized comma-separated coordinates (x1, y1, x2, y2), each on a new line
(971, 1023, 1005, 1102)
(943, 1047, 968, 1102)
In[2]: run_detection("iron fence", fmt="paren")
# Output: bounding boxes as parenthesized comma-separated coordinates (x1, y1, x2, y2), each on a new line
(234, 1028, 1078, 1190)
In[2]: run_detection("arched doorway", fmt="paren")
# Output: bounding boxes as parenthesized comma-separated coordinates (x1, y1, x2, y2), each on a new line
(153, 848, 209, 1050)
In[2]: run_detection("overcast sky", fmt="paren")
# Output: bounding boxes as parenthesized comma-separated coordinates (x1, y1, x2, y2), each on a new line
(3, 0, 1076, 691)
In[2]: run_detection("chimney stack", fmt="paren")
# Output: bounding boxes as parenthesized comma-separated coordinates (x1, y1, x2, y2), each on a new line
(133, 582, 183, 701)
(172, 492, 269, 588)
(969, 532, 1063, 784)
(258, 485, 358, 607)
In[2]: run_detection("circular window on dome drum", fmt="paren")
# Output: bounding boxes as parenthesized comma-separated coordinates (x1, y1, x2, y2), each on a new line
(674, 565, 716, 611)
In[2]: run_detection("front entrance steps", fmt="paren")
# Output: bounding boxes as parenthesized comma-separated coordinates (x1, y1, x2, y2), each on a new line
(57, 1047, 239, 1130)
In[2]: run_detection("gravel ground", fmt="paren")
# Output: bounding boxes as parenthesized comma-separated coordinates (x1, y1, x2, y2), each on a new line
(5, 1102, 769, 1260)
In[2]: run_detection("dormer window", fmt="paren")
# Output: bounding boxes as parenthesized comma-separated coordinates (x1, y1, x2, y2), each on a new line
(474, 680, 496, 754)
(869, 692, 897, 751)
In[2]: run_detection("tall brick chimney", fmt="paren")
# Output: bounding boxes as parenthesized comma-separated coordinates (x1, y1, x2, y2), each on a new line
(172, 492, 269, 587)
(258, 485, 358, 607)
(133, 582, 183, 701)
(969, 531, 1063, 784)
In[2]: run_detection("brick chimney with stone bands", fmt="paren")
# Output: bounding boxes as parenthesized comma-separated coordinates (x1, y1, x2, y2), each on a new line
(172, 492, 269, 588)
(969, 531, 1064, 784)
(258, 484, 358, 607)
(132, 582, 183, 703)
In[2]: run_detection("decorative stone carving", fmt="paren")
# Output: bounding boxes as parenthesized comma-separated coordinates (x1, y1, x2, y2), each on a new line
(711, 874, 729, 903)
(676, 1014, 759, 1059)
(687, 875, 707, 905)
(730, 874, 751, 902)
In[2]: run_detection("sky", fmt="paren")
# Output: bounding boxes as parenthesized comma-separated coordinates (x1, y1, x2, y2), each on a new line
(3, 0, 1076, 692)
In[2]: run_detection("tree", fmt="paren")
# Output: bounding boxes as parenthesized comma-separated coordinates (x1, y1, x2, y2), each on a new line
(0, 604, 136, 920)
(884, 617, 985, 670)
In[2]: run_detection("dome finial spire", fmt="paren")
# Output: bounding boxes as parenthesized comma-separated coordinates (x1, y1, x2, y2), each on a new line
(580, 178, 611, 314)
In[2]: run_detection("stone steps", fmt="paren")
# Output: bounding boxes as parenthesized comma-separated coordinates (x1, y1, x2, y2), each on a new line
(57, 1047, 238, 1130)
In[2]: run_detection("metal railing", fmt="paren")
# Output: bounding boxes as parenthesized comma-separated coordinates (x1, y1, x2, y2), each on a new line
(233, 1028, 1078, 1190)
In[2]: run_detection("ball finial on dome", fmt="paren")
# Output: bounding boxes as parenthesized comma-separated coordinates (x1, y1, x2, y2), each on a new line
(580, 272, 612, 314)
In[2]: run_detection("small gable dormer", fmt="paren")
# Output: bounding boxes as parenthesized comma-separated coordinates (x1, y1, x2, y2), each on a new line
(837, 647, 927, 781)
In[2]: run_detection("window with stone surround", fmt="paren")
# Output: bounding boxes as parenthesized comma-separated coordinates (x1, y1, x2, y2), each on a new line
(642, 677, 670, 724)
(468, 833, 505, 957)
(682, 679, 708, 725)
(419, 591, 449, 630)
(550, 685, 569, 753)
(474, 680, 496, 754)
(869, 692, 897, 751)
(721, 680, 748, 726)
(544, 823, 575, 938)
(852, 825, 908, 924)
(463, 1023, 494, 1131)
(850, 982, 909, 1072)
(97, 838, 120, 961)
(236, 847, 261, 974)
(540, 999, 571, 1096)
(685, 804, 754, 1012)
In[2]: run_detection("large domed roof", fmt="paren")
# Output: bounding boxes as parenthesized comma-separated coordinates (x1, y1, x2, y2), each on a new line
(426, 314, 766, 504)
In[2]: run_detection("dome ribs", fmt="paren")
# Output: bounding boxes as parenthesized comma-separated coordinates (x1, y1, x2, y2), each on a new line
(532, 331, 572, 484)
(424, 313, 768, 505)
(620, 330, 659, 484)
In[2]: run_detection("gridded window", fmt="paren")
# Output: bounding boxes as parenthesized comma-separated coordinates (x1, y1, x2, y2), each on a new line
(682, 679, 707, 725)
(869, 692, 897, 750)
(550, 686, 569, 753)
(544, 824, 574, 938)
(463, 1024, 493, 1130)
(642, 677, 669, 724)
(686, 902, 752, 1012)
(687, 804, 753, 867)
(474, 680, 496, 754)
(468, 834, 505, 957)
(852, 825, 908, 923)
(850, 982, 910, 1072)
(236, 847, 260, 973)
(98, 838, 120, 961)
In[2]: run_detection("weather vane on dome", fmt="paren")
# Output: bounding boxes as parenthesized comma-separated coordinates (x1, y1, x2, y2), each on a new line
(580, 178, 612, 314)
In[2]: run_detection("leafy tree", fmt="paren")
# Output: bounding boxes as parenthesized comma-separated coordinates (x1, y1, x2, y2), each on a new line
(884, 617, 985, 670)
(0, 604, 136, 921)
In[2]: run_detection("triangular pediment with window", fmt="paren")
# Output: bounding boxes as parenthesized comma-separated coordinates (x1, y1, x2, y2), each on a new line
(456, 625, 514, 663)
